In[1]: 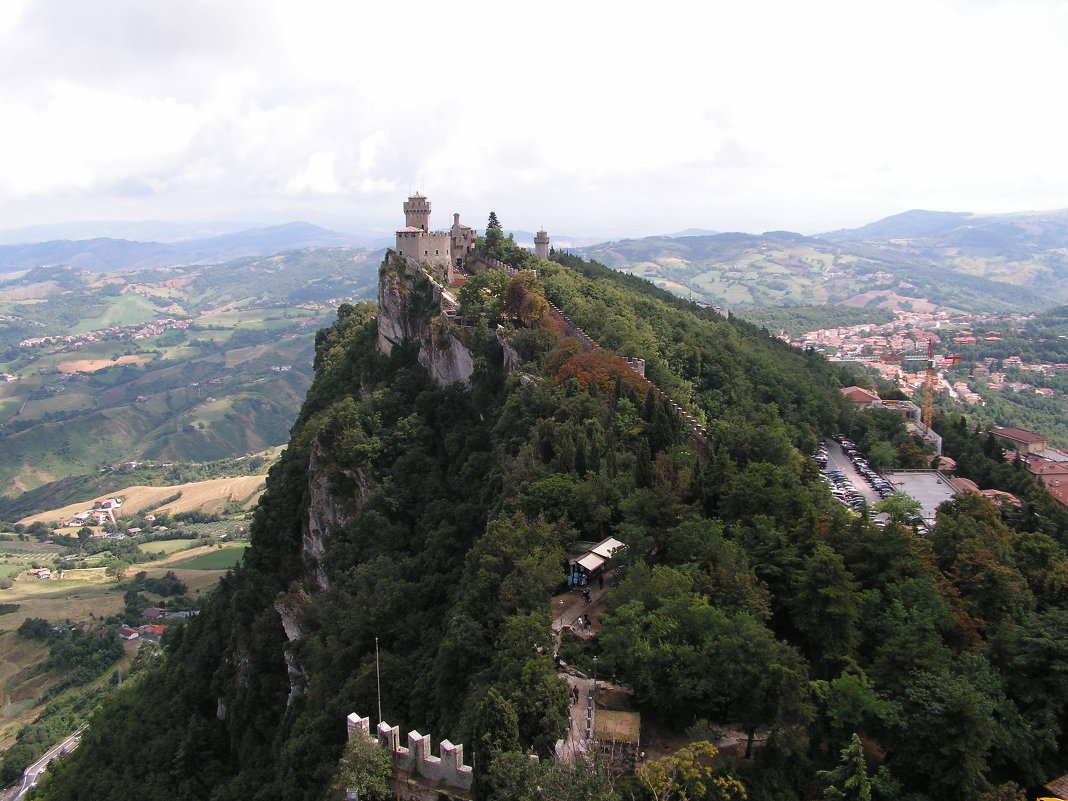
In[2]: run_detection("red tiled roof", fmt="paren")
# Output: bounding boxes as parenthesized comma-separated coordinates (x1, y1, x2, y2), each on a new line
(950, 477, 980, 494)
(841, 386, 880, 404)
(995, 427, 1046, 444)
(979, 489, 1022, 507)
(1028, 458, 1068, 477)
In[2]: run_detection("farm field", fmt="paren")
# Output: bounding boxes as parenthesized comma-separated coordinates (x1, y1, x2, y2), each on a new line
(0, 537, 238, 746)
(166, 544, 247, 570)
(0, 570, 124, 626)
(67, 293, 164, 334)
(17, 474, 268, 526)
(145, 538, 200, 556)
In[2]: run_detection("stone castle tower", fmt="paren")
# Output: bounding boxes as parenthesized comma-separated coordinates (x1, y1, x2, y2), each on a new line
(395, 194, 476, 282)
(394, 195, 550, 279)
(403, 194, 432, 231)
(534, 229, 550, 259)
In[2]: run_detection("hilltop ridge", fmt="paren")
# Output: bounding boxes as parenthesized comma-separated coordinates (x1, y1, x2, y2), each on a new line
(21, 206, 1068, 801)
(29, 227, 852, 799)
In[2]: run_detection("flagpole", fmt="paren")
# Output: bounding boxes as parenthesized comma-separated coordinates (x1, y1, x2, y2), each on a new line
(375, 636, 382, 725)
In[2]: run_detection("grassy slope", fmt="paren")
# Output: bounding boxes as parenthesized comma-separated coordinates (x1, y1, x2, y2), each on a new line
(16, 475, 267, 526)
(165, 544, 247, 570)
(67, 294, 161, 335)
(0, 336, 312, 494)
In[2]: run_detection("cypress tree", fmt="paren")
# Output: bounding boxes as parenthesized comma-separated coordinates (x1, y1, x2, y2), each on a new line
(635, 439, 654, 488)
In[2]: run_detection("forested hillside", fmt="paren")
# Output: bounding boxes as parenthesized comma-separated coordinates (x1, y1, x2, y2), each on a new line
(31, 247, 1068, 801)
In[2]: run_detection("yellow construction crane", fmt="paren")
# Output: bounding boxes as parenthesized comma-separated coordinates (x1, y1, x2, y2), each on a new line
(921, 338, 961, 429)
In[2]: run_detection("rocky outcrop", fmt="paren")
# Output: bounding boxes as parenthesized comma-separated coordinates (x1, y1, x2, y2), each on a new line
(376, 254, 474, 388)
(305, 444, 375, 591)
(274, 589, 312, 706)
(274, 590, 310, 642)
(497, 325, 521, 374)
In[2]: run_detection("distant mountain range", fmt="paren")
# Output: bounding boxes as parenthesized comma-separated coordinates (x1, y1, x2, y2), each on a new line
(0, 222, 608, 273)
(0, 222, 373, 273)
(573, 208, 1068, 314)
(6, 208, 1068, 313)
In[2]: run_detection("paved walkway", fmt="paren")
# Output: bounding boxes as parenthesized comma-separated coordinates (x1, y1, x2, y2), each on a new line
(556, 673, 597, 762)
(551, 582, 610, 764)
(552, 583, 608, 636)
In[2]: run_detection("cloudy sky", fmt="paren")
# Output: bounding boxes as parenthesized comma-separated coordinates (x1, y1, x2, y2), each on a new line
(1, 0, 1066, 240)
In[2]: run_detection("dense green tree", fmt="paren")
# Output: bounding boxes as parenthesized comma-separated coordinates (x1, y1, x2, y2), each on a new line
(873, 493, 922, 524)
(327, 733, 392, 800)
(487, 612, 568, 755)
(17, 617, 50, 639)
(471, 688, 521, 801)
(789, 544, 861, 674)
(636, 741, 746, 801)
(882, 665, 997, 801)
(809, 670, 895, 757)
(816, 734, 871, 801)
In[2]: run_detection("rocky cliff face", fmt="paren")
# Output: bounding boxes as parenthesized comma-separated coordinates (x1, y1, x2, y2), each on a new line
(376, 254, 474, 387)
(303, 444, 376, 592)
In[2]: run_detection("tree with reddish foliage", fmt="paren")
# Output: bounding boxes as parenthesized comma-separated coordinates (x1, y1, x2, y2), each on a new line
(553, 350, 650, 396)
(501, 272, 548, 326)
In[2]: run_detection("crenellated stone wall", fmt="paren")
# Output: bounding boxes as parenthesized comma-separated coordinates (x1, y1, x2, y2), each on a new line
(346, 712, 536, 800)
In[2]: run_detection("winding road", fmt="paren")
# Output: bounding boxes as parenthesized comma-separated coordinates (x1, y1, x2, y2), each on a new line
(2, 727, 85, 801)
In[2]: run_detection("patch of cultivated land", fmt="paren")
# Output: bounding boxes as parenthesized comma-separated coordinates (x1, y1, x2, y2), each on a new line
(164, 544, 248, 571)
(839, 290, 942, 312)
(55, 354, 150, 373)
(0, 540, 237, 748)
(67, 293, 160, 334)
(17, 474, 267, 526)
(146, 538, 201, 556)
(0, 569, 123, 625)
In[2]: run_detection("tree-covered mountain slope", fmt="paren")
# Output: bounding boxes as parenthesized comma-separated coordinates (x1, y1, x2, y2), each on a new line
(31, 248, 1068, 801)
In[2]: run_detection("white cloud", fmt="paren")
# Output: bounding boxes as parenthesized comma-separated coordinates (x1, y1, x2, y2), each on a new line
(0, 0, 1066, 236)
(286, 152, 341, 196)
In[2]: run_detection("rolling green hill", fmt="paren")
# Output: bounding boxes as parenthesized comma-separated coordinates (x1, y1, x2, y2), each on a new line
(576, 223, 1050, 316)
(0, 248, 381, 495)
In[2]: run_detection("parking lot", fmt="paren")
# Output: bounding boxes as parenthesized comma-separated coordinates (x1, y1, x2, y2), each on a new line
(881, 471, 957, 523)
(824, 439, 884, 508)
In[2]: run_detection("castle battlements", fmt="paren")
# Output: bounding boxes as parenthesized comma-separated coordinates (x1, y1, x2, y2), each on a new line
(348, 712, 473, 794)
(346, 711, 536, 800)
